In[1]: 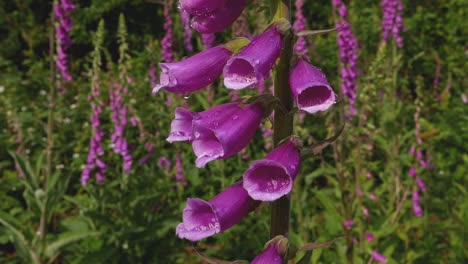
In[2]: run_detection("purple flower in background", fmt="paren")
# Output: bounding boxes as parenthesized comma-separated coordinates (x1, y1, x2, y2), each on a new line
(233, 14, 251, 38)
(161, 1, 174, 62)
(191, 0, 248, 34)
(157, 156, 171, 171)
(54, 0, 76, 83)
(343, 219, 354, 228)
(175, 151, 188, 186)
(152, 45, 232, 95)
(224, 25, 283, 90)
(149, 62, 158, 88)
(289, 58, 336, 114)
(109, 80, 132, 173)
(179, 0, 228, 16)
(362, 207, 370, 217)
(332, 0, 359, 117)
(292, 0, 309, 56)
(371, 250, 388, 263)
(366, 231, 374, 242)
(408, 166, 416, 177)
(251, 241, 284, 264)
(243, 138, 301, 201)
(167, 102, 267, 167)
(381, 0, 404, 47)
(416, 177, 426, 191)
(201, 33, 216, 49)
(179, 9, 193, 53)
(412, 190, 423, 217)
(176, 181, 256, 241)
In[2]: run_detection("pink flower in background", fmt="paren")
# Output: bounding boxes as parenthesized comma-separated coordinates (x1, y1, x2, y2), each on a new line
(343, 219, 354, 228)
(292, 0, 309, 56)
(416, 177, 426, 191)
(366, 231, 375, 242)
(332, 0, 359, 117)
(381, 0, 404, 47)
(412, 191, 423, 217)
(201, 33, 216, 49)
(371, 250, 388, 263)
(179, 9, 193, 53)
(161, 1, 174, 62)
(54, 0, 76, 84)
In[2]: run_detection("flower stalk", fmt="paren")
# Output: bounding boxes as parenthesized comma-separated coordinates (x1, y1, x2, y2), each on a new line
(270, 0, 293, 242)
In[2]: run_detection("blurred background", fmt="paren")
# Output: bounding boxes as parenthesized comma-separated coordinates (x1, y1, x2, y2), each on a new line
(0, 0, 466, 263)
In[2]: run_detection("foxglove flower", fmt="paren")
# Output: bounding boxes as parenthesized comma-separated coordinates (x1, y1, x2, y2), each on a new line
(176, 181, 256, 241)
(292, 0, 309, 56)
(191, 0, 248, 34)
(332, 0, 359, 117)
(167, 102, 266, 167)
(371, 250, 388, 263)
(290, 58, 335, 114)
(201, 33, 216, 49)
(224, 25, 283, 89)
(412, 190, 423, 217)
(180, 0, 228, 15)
(251, 241, 285, 264)
(343, 219, 354, 228)
(381, 0, 404, 47)
(161, 1, 174, 62)
(243, 138, 301, 201)
(179, 9, 193, 53)
(152, 45, 232, 95)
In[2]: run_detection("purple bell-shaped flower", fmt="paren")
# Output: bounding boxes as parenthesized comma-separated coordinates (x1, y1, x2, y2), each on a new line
(176, 181, 256, 241)
(167, 102, 267, 167)
(290, 58, 336, 114)
(223, 24, 283, 90)
(243, 137, 301, 201)
(179, 0, 228, 16)
(191, 0, 248, 34)
(152, 45, 232, 95)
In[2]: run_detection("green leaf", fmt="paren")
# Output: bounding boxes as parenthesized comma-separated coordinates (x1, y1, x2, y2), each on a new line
(296, 251, 312, 264)
(46, 231, 100, 259)
(0, 210, 39, 264)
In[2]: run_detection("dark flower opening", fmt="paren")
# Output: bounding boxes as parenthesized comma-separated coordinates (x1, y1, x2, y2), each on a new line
(298, 85, 333, 108)
(224, 58, 257, 89)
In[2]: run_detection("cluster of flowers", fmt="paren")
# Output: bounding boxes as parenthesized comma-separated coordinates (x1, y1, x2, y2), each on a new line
(292, 0, 309, 57)
(179, 8, 194, 53)
(342, 173, 388, 263)
(81, 21, 106, 185)
(332, 0, 359, 117)
(54, 0, 76, 83)
(381, 0, 404, 47)
(161, 1, 174, 62)
(408, 101, 427, 217)
(109, 79, 133, 173)
(154, 1, 336, 261)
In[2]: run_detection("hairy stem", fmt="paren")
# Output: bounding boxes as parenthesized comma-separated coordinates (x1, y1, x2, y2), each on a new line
(270, 0, 293, 241)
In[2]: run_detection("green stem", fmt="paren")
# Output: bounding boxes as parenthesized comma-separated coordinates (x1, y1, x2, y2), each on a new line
(270, 0, 293, 241)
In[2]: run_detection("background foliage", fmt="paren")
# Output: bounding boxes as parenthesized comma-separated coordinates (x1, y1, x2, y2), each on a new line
(0, 0, 466, 263)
